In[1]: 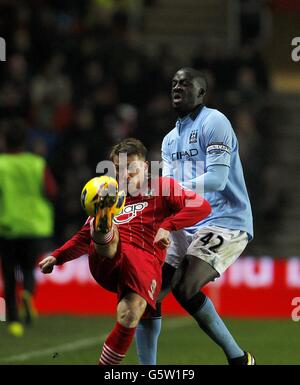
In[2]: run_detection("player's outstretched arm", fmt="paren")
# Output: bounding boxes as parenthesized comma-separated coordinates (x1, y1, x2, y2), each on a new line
(44, 218, 92, 267)
(39, 219, 91, 274)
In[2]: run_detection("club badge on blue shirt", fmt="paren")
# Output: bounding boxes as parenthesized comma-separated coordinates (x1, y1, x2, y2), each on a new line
(189, 130, 198, 144)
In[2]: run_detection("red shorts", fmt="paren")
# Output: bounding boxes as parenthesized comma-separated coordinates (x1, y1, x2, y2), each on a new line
(88, 241, 162, 310)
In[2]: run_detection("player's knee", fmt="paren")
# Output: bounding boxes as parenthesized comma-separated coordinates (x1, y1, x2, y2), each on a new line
(118, 309, 139, 327)
(172, 286, 206, 316)
(172, 280, 199, 304)
(117, 297, 147, 328)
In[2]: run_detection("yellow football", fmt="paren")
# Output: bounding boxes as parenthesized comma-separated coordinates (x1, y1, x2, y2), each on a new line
(80, 176, 119, 217)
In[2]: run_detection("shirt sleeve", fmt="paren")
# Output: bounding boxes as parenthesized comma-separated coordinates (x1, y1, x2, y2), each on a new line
(159, 177, 211, 231)
(202, 111, 232, 169)
(161, 135, 173, 178)
(181, 164, 229, 192)
(52, 218, 91, 265)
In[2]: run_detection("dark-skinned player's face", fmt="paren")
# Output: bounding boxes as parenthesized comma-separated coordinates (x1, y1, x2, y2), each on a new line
(171, 70, 203, 116)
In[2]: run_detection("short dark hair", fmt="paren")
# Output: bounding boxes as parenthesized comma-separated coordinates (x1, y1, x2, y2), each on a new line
(177, 67, 208, 92)
(5, 119, 27, 150)
(109, 137, 147, 160)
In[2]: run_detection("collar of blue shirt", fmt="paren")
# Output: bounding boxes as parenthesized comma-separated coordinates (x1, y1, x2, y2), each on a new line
(178, 104, 204, 123)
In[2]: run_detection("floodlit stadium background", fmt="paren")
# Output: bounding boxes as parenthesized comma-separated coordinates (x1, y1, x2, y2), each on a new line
(0, 0, 300, 364)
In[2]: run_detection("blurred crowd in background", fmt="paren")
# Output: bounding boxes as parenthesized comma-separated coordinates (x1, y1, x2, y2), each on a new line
(0, 0, 283, 248)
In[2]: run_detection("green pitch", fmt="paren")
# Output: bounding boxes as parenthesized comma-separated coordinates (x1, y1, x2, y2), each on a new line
(0, 315, 299, 365)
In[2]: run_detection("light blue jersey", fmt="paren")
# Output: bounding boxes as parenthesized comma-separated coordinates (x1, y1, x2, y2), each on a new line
(162, 105, 253, 240)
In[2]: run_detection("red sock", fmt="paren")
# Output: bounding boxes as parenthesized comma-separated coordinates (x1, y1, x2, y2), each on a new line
(99, 322, 136, 365)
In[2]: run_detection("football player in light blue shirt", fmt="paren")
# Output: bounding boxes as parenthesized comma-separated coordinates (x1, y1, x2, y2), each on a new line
(135, 68, 255, 365)
(162, 92, 253, 239)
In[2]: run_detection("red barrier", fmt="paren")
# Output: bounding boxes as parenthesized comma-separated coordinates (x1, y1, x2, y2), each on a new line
(1, 257, 300, 318)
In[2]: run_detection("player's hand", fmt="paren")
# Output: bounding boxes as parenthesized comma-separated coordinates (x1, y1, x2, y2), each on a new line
(39, 256, 57, 274)
(154, 228, 171, 249)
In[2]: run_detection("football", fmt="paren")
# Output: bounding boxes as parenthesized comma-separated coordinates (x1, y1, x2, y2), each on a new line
(80, 176, 120, 217)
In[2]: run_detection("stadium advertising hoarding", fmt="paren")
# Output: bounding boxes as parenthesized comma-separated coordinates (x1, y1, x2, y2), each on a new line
(1, 256, 299, 318)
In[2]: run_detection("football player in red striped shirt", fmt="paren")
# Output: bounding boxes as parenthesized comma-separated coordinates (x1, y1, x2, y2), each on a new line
(39, 138, 211, 365)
